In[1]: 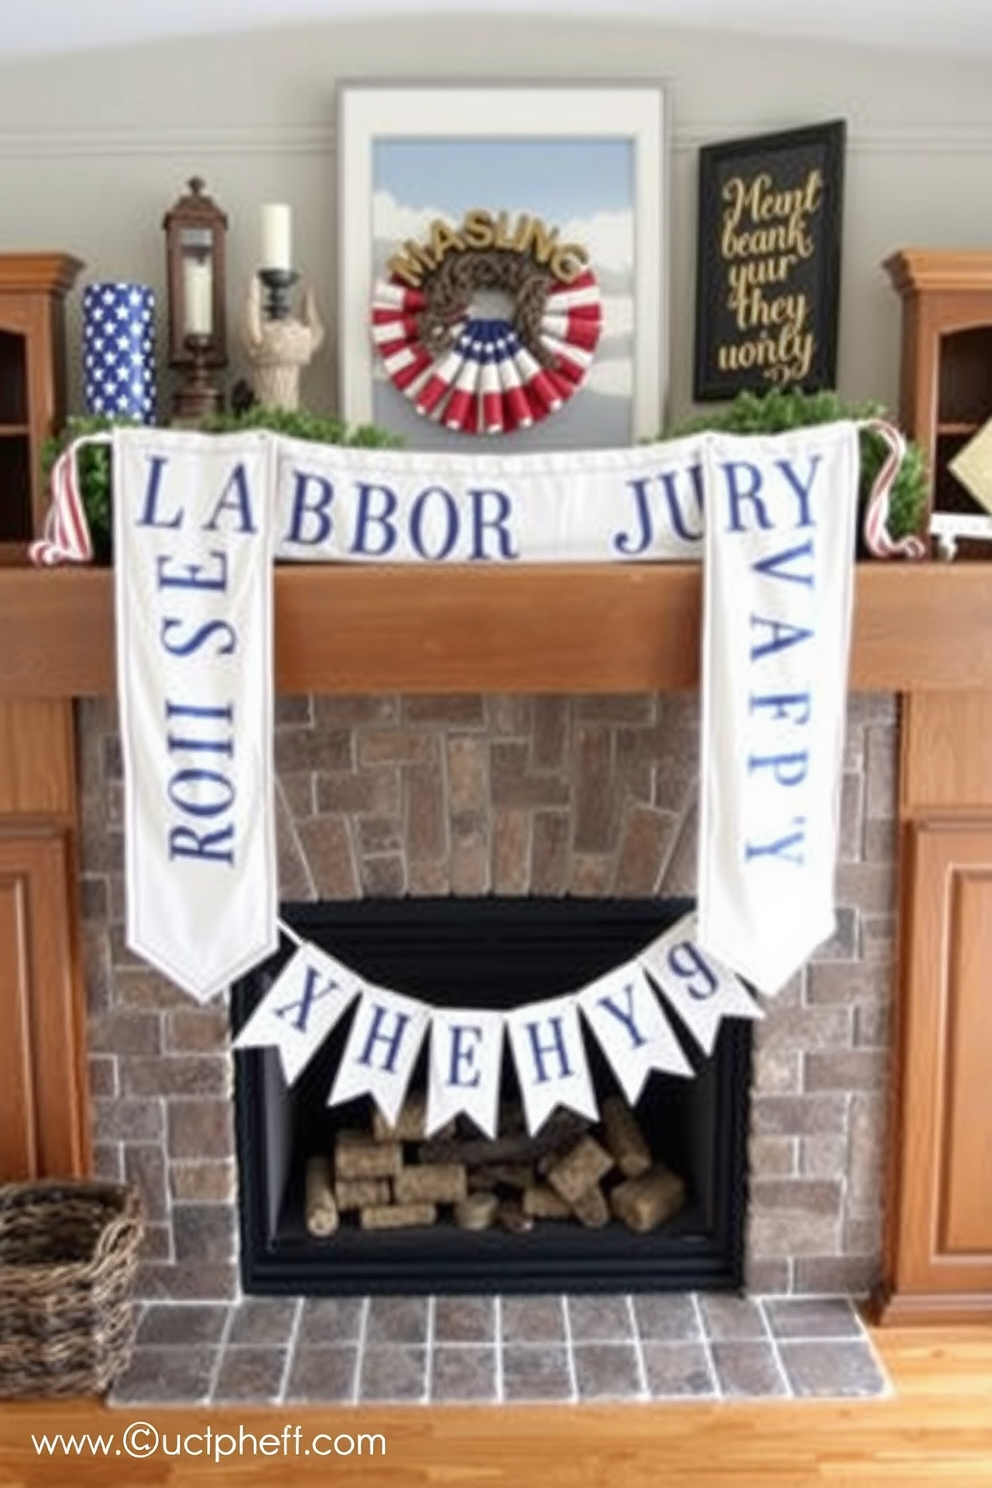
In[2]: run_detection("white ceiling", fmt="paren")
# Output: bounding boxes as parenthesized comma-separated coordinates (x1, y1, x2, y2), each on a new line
(4, 0, 992, 62)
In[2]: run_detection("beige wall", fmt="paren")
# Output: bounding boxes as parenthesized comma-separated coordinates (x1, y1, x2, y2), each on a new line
(1, 14, 990, 421)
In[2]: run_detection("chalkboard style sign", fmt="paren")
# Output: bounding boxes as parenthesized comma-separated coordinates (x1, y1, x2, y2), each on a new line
(693, 120, 846, 401)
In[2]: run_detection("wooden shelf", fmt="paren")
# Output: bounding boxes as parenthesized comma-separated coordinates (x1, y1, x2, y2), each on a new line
(1, 562, 991, 698)
(0, 253, 81, 545)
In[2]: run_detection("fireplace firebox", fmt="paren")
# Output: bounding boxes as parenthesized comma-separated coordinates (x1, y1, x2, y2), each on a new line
(231, 898, 751, 1296)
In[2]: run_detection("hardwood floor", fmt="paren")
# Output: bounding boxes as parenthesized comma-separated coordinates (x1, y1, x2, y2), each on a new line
(1, 1326, 990, 1487)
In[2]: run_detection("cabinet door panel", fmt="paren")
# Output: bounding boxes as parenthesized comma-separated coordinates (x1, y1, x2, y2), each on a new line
(892, 820, 992, 1294)
(940, 865, 992, 1254)
(0, 865, 35, 1175)
(0, 828, 89, 1180)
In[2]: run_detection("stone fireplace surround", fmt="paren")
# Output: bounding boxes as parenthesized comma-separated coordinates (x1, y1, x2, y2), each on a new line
(79, 688, 896, 1315)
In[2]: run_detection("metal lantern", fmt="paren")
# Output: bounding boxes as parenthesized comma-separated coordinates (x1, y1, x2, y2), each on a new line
(163, 177, 228, 366)
(163, 176, 228, 419)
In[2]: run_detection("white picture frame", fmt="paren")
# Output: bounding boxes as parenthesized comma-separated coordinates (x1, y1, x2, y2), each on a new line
(337, 82, 668, 451)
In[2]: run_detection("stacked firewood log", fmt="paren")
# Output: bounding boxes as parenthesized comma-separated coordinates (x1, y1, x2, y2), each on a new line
(304, 1093, 685, 1239)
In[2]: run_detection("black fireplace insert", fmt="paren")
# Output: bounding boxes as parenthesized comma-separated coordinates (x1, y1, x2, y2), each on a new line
(231, 897, 750, 1295)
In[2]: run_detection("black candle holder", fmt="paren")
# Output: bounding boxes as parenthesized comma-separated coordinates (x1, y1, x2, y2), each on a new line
(258, 267, 299, 322)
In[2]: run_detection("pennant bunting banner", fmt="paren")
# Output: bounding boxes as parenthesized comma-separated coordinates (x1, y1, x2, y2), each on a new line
(425, 1007, 506, 1139)
(328, 984, 431, 1127)
(505, 993, 599, 1134)
(232, 942, 362, 1084)
(577, 962, 693, 1104)
(234, 911, 759, 1135)
(638, 915, 763, 1057)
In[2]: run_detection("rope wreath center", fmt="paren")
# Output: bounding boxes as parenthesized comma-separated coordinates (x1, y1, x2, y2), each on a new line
(417, 248, 554, 367)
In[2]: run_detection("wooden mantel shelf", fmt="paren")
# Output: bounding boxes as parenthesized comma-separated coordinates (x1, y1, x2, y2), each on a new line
(1, 562, 991, 697)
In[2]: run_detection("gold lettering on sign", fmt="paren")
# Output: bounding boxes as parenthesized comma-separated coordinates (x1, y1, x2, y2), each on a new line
(388, 239, 437, 288)
(429, 219, 467, 262)
(385, 211, 588, 287)
(713, 163, 826, 387)
(462, 208, 496, 250)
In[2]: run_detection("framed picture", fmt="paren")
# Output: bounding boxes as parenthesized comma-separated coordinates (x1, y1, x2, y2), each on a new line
(693, 120, 846, 401)
(337, 83, 667, 450)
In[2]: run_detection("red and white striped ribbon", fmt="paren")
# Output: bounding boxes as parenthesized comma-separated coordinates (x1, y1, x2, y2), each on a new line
(414, 331, 473, 418)
(371, 313, 422, 348)
(541, 329, 594, 388)
(28, 436, 106, 566)
(379, 341, 434, 392)
(859, 418, 927, 560)
(480, 333, 505, 435)
(505, 333, 563, 418)
(371, 282, 427, 313)
(541, 310, 602, 352)
(442, 334, 485, 432)
(544, 269, 601, 311)
(493, 334, 533, 431)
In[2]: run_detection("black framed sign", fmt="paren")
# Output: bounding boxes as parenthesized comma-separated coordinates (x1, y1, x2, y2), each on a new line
(693, 120, 846, 401)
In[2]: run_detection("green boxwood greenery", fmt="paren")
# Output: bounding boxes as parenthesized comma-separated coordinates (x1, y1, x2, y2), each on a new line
(659, 387, 929, 544)
(195, 405, 404, 449)
(42, 407, 404, 562)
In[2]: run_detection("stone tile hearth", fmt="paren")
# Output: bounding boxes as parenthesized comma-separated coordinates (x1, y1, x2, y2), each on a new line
(109, 1293, 889, 1407)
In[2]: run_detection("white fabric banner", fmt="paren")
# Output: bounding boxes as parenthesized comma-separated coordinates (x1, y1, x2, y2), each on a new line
(506, 994, 598, 1135)
(32, 417, 917, 572)
(113, 428, 278, 1002)
(639, 914, 763, 1057)
(425, 1008, 506, 1139)
(61, 420, 879, 1016)
(232, 943, 362, 1084)
(696, 424, 861, 995)
(272, 434, 705, 564)
(578, 961, 693, 1104)
(327, 985, 431, 1126)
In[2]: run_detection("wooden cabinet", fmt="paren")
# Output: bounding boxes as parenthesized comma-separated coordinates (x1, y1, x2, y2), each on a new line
(876, 693, 992, 1325)
(0, 699, 89, 1183)
(0, 253, 83, 561)
(884, 249, 992, 558)
(0, 824, 89, 1180)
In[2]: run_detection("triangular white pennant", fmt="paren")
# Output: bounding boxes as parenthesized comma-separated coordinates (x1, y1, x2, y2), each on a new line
(578, 961, 693, 1103)
(505, 994, 597, 1135)
(425, 1008, 505, 1139)
(233, 943, 362, 1084)
(328, 985, 430, 1127)
(638, 913, 763, 1056)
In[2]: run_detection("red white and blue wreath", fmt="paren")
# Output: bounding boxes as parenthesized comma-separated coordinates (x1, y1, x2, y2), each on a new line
(371, 209, 603, 434)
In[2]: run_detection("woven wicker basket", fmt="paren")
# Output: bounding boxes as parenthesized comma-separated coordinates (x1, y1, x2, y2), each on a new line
(0, 1180, 144, 1398)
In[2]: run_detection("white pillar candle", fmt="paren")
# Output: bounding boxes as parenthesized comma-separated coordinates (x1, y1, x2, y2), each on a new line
(261, 203, 292, 271)
(183, 257, 213, 337)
